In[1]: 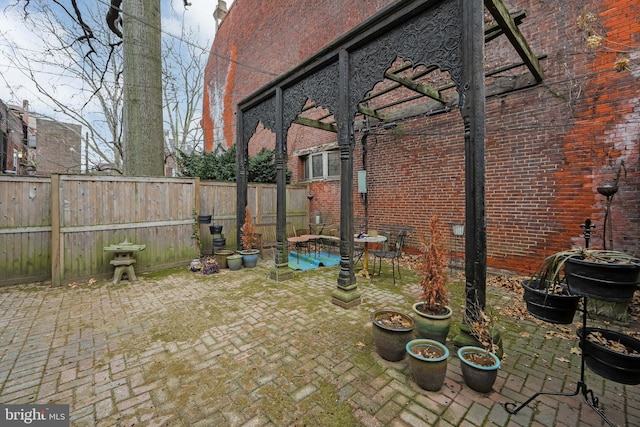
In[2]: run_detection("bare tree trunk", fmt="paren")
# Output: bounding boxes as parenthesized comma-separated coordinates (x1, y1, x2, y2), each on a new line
(122, 0, 164, 176)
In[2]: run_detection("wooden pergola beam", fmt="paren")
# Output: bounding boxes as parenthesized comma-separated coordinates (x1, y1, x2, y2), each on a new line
(484, 9, 526, 43)
(357, 104, 385, 121)
(292, 116, 337, 133)
(485, 0, 544, 82)
(383, 70, 446, 103)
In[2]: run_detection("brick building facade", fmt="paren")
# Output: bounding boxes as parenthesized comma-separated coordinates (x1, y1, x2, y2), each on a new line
(203, 0, 640, 275)
(0, 100, 81, 176)
(33, 118, 82, 175)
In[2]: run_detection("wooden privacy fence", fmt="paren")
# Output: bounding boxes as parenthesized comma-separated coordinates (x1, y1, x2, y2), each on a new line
(0, 175, 308, 287)
(197, 182, 309, 255)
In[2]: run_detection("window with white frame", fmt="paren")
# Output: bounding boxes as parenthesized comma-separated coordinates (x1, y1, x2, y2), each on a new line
(302, 150, 340, 181)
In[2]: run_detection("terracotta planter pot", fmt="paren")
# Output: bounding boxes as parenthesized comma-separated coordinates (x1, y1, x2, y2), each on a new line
(412, 303, 452, 343)
(458, 346, 501, 393)
(406, 339, 449, 391)
(371, 309, 415, 362)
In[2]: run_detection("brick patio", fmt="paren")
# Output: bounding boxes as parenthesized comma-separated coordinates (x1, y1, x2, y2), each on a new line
(0, 260, 637, 426)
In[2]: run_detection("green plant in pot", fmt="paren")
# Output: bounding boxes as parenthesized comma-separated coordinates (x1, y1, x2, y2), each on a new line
(412, 215, 452, 343)
(457, 307, 501, 393)
(524, 248, 640, 323)
(521, 251, 582, 325)
(239, 206, 260, 268)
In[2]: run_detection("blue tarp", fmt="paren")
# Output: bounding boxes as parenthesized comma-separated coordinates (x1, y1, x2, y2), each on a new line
(288, 251, 341, 270)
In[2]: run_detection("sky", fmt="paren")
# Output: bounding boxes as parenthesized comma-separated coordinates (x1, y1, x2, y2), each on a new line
(0, 0, 230, 121)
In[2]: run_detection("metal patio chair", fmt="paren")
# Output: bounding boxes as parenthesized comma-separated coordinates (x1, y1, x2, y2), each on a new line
(372, 230, 407, 285)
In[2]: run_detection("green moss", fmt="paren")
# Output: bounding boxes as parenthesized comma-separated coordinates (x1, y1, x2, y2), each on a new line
(138, 267, 185, 280)
(299, 379, 360, 426)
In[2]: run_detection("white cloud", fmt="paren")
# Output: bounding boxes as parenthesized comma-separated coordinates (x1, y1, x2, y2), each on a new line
(163, 0, 218, 48)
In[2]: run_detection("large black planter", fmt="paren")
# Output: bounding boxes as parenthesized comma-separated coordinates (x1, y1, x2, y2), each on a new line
(577, 327, 640, 385)
(565, 258, 640, 302)
(522, 279, 581, 324)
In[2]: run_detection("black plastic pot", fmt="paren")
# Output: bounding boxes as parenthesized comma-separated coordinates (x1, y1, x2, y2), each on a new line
(577, 327, 640, 385)
(212, 237, 227, 251)
(198, 215, 212, 224)
(209, 225, 223, 235)
(565, 258, 640, 302)
(521, 279, 581, 324)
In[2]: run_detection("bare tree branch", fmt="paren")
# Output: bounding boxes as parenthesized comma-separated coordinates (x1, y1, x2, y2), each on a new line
(106, 0, 122, 38)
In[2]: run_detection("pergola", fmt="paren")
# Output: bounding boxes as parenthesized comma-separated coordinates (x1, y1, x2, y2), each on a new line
(235, 0, 543, 311)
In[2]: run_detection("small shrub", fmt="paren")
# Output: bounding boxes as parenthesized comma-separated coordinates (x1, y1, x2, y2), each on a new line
(240, 206, 257, 251)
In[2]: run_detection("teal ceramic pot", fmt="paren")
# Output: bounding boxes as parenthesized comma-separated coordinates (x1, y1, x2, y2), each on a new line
(227, 254, 242, 271)
(457, 346, 501, 393)
(406, 339, 449, 391)
(240, 250, 260, 268)
(412, 303, 452, 343)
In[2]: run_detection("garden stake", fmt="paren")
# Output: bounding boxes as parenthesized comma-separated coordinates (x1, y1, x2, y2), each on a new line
(580, 218, 595, 249)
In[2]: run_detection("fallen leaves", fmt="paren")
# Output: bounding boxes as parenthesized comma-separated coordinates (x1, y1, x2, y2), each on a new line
(587, 331, 640, 355)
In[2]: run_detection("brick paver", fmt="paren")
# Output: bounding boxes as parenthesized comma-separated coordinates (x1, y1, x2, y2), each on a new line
(0, 261, 638, 426)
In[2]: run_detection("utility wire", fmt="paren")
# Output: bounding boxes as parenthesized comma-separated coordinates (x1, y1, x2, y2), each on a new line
(96, 0, 278, 77)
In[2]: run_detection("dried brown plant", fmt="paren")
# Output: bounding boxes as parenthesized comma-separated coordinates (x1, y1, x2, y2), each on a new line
(240, 206, 257, 251)
(464, 305, 499, 355)
(417, 215, 449, 313)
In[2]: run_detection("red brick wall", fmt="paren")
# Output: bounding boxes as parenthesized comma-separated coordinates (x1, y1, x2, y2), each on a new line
(203, 0, 393, 151)
(204, 0, 640, 275)
(34, 119, 82, 175)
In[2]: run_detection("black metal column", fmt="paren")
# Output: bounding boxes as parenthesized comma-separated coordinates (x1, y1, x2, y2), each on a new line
(332, 49, 360, 308)
(236, 108, 248, 251)
(274, 88, 290, 270)
(461, 0, 487, 313)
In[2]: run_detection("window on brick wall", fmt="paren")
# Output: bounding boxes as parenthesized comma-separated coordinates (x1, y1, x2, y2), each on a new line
(302, 150, 340, 181)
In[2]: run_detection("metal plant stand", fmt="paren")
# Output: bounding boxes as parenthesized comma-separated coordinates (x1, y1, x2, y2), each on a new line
(504, 297, 615, 427)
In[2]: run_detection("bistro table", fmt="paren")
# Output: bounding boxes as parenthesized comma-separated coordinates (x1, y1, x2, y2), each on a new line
(287, 234, 324, 261)
(287, 235, 311, 262)
(354, 234, 387, 279)
(103, 239, 146, 285)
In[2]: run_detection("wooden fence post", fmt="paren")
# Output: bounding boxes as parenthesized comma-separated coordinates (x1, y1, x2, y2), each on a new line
(51, 174, 62, 286)
(194, 178, 201, 256)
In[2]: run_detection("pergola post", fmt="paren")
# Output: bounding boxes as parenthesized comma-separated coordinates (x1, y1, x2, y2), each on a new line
(272, 88, 293, 279)
(332, 49, 360, 308)
(461, 0, 487, 315)
(236, 108, 248, 251)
